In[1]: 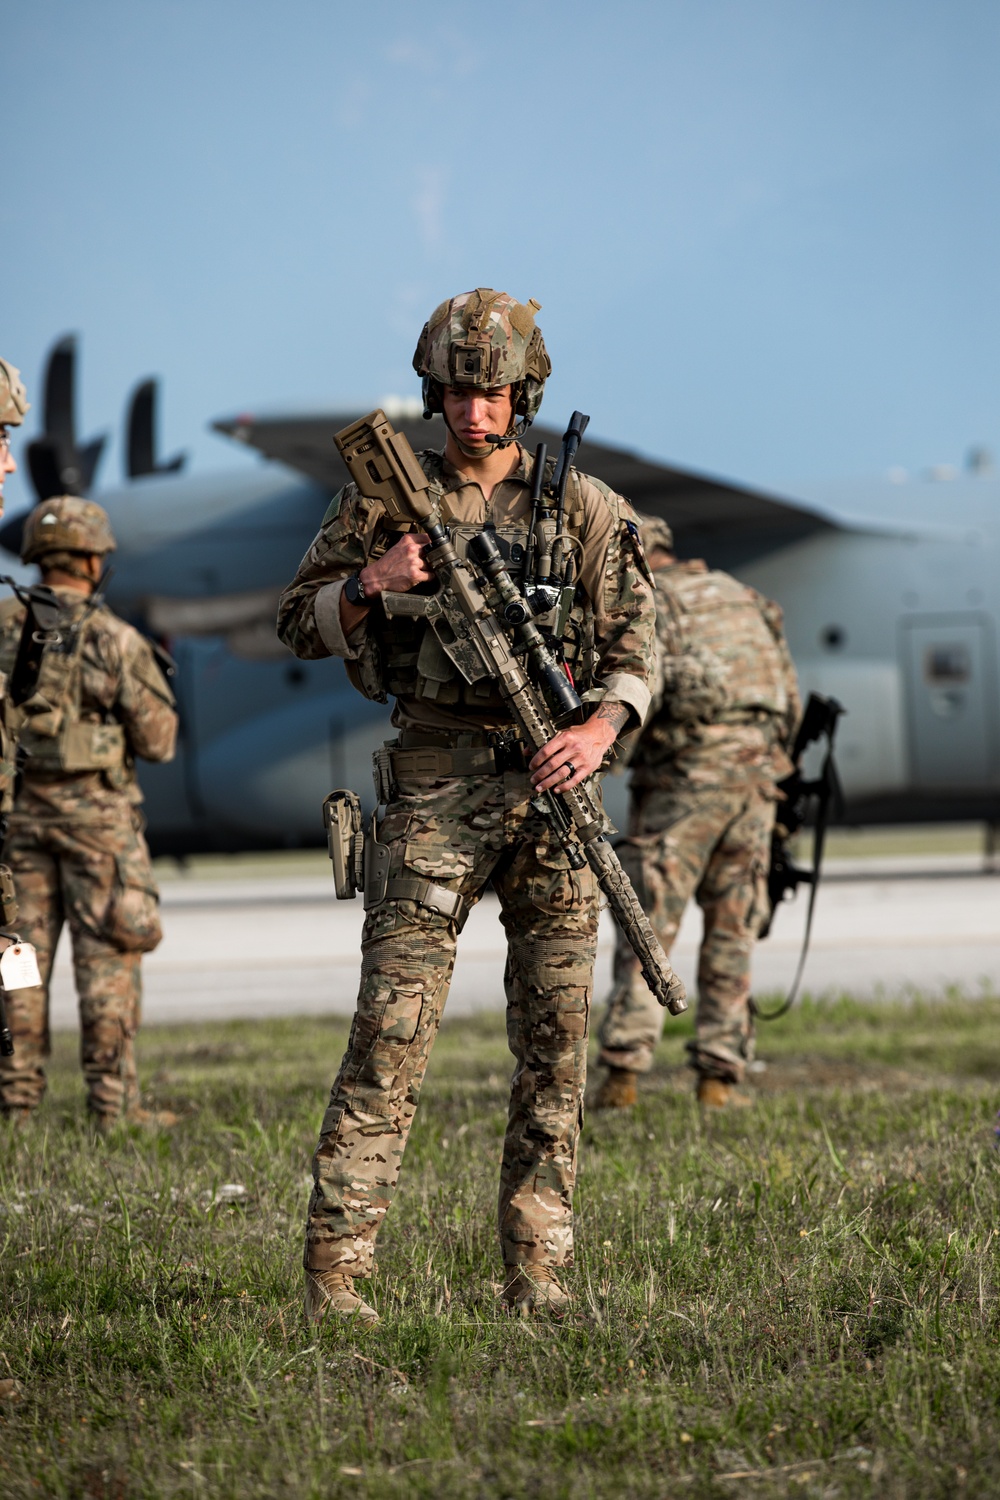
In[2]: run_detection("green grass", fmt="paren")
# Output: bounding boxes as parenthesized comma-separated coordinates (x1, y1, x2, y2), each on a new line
(2, 992, 1000, 1498)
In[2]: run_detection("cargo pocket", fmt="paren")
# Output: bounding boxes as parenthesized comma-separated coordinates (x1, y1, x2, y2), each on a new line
(528, 837, 595, 915)
(101, 832, 163, 954)
(349, 978, 426, 1120)
(403, 841, 476, 883)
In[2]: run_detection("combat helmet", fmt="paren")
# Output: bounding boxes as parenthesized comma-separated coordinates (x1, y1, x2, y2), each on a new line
(637, 514, 675, 557)
(0, 358, 30, 428)
(412, 288, 551, 449)
(21, 495, 117, 565)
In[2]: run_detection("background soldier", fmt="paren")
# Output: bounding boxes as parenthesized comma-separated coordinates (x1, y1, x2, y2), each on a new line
(0, 357, 37, 939)
(278, 288, 655, 1323)
(0, 497, 179, 1132)
(594, 517, 800, 1110)
(0, 356, 30, 514)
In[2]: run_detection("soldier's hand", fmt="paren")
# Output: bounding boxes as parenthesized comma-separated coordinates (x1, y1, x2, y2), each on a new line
(529, 708, 624, 793)
(360, 532, 434, 597)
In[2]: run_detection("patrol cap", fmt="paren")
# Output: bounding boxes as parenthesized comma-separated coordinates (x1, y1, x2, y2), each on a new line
(21, 495, 117, 564)
(0, 358, 30, 428)
(413, 288, 551, 426)
(637, 514, 674, 555)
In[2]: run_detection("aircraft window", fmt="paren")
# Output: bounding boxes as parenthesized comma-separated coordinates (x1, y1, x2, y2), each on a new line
(286, 666, 306, 687)
(924, 645, 970, 685)
(821, 625, 846, 649)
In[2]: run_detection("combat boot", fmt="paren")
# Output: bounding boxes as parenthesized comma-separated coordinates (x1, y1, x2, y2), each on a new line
(0, 1105, 33, 1129)
(592, 1066, 638, 1110)
(92, 1105, 179, 1138)
(696, 1076, 752, 1110)
(503, 1265, 573, 1317)
(305, 1270, 380, 1327)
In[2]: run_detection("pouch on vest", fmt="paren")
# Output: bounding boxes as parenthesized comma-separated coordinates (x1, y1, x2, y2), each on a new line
(58, 721, 128, 772)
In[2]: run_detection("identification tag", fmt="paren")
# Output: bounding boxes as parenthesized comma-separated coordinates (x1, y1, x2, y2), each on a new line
(0, 942, 42, 991)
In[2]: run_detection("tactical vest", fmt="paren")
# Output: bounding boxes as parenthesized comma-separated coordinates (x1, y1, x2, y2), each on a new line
(347, 454, 594, 711)
(659, 565, 789, 720)
(17, 604, 128, 779)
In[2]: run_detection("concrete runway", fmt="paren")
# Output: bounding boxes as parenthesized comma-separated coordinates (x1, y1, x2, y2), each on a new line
(46, 854, 1000, 1030)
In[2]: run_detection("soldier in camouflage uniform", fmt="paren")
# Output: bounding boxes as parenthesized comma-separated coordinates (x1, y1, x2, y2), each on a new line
(594, 517, 800, 1110)
(278, 289, 656, 1323)
(0, 497, 179, 1132)
(0, 358, 37, 937)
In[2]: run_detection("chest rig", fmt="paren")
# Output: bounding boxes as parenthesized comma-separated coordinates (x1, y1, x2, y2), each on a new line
(17, 601, 128, 779)
(354, 449, 594, 711)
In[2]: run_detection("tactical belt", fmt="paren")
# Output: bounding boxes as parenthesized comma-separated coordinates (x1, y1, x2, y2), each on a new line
(382, 877, 468, 929)
(390, 745, 498, 778)
(394, 727, 528, 776)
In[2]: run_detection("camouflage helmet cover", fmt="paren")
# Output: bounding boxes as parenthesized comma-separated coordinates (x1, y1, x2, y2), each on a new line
(21, 495, 117, 564)
(637, 514, 675, 556)
(0, 357, 30, 428)
(412, 288, 552, 423)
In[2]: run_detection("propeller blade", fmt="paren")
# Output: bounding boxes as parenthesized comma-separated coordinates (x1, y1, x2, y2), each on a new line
(126, 377, 186, 479)
(43, 335, 77, 451)
(25, 439, 65, 503)
(27, 334, 106, 500)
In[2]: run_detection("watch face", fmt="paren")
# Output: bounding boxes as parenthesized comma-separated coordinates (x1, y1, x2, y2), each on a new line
(345, 574, 364, 605)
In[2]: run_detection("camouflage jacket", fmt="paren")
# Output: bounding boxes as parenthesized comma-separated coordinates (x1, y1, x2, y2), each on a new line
(277, 446, 656, 736)
(0, 586, 178, 821)
(630, 560, 801, 791)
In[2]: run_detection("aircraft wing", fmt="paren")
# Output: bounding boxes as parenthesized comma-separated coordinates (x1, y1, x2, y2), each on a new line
(213, 410, 837, 567)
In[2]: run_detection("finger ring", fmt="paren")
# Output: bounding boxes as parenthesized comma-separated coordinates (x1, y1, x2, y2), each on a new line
(565, 762, 576, 779)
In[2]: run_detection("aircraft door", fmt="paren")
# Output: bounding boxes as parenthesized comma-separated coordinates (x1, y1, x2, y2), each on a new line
(901, 614, 999, 786)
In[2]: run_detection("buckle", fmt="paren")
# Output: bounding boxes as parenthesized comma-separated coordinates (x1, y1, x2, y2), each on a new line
(488, 730, 526, 774)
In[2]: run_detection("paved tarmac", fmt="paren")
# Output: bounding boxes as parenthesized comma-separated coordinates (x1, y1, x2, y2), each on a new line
(45, 854, 1000, 1030)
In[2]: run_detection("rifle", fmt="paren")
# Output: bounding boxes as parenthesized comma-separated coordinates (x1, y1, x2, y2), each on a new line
(333, 410, 687, 1015)
(752, 691, 845, 1020)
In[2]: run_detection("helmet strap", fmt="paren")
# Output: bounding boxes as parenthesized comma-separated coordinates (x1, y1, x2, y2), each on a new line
(441, 410, 495, 459)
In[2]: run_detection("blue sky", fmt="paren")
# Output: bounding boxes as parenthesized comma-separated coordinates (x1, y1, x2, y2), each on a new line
(4, 1, 998, 511)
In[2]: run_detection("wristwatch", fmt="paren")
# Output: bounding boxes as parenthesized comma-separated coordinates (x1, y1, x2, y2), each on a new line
(343, 572, 368, 606)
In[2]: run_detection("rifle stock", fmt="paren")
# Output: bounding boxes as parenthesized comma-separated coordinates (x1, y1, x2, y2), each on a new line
(334, 411, 687, 1015)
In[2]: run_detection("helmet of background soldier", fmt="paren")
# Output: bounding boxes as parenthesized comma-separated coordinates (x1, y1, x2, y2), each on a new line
(21, 496, 117, 565)
(412, 288, 552, 441)
(637, 514, 675, 557)
(0, 358, 30, 427)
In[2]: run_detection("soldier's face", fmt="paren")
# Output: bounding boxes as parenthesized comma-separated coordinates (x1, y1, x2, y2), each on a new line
(0, 427, 16, 512)
(442, 385, 515, 449)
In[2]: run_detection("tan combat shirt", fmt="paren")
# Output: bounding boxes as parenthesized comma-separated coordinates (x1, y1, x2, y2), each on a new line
(278, 446, 655, 735)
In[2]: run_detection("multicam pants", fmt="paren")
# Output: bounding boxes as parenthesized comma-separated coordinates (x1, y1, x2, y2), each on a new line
(597, 781, 775, 1083)
(305, 760, 599, 1278)
(0, 807, 160, 1120)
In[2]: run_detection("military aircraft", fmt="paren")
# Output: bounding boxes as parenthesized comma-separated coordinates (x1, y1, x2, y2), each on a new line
(2, 334, 998, 854)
